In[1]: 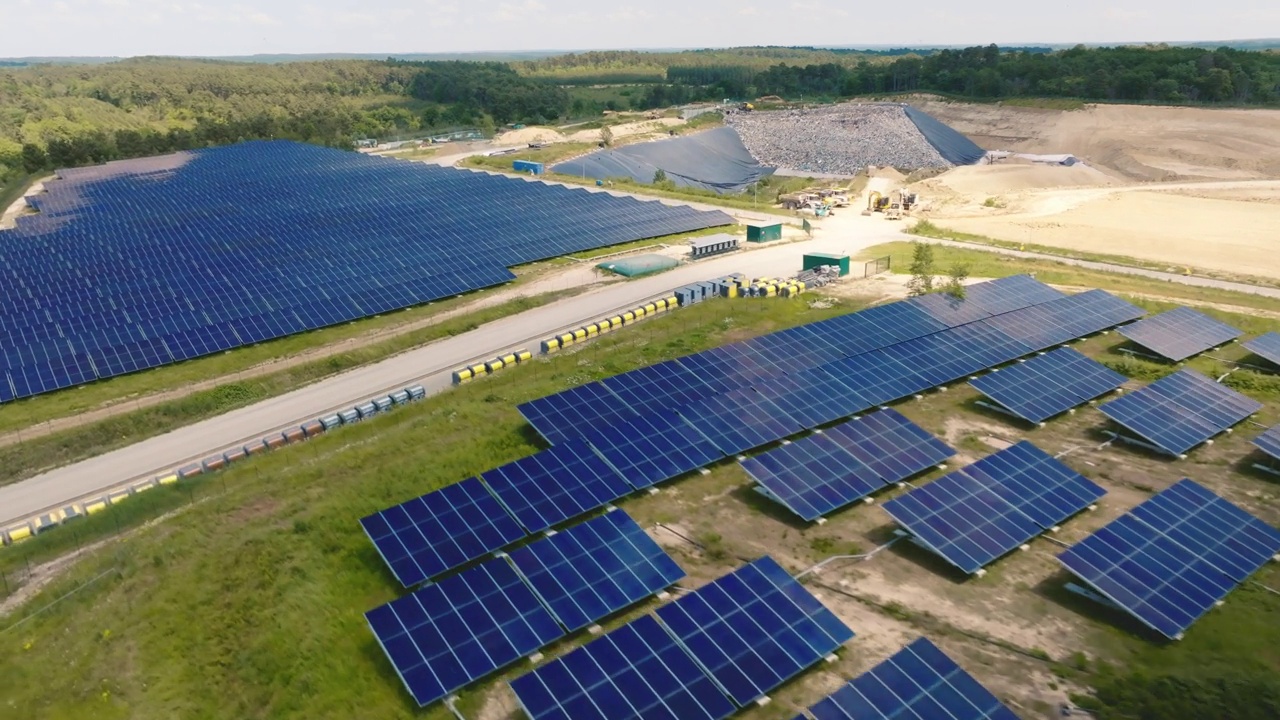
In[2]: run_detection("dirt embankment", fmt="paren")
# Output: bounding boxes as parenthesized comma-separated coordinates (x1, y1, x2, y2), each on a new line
(908, 97, 1280, 182)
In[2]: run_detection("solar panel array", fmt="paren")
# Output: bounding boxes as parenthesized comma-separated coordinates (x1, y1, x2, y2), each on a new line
(1059, 479, 1280, 639)
(367, 509, 684, 706)
(1252, 424, 1280, 461)
(882, 441, 1106, 574)
(742, 409, 956, 521)
(510, 556, 855, 720)
(1098, 369, 1263, 456)
(807, 637, 1020, 720)
(1117, 306, 1242, 362)
(0, 141, 732, 402)
(970, 347, 1128, 424)
(1242, 331, 1280, 369)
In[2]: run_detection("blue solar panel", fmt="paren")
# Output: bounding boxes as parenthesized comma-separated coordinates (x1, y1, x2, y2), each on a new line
(677, 387, 806, 457)
(1059, 479, 1280, 639)
(742, 433, 886, 522)
(361, 477, 526, 587)
(655, 556, 855, 706)
(970, 347, 1128, 424)
(508, 509, 685, 632)
(1243, 332, 1280, 369)
(982, 289, 1144, 353)
(1253, 424, 1280, 461)
(0, 141, 732, 403)
(519, 382, 636, 446)
(825, 409, 956, 483)
(809, 637, 1020, 720)
(481, 439, 631, 533)
(584, 411, 725, 489)
(603, 360, 722, 417)
(1118, 306, 1242, 362)
(510, 614, 736, 720)
(882, 441, 1106, 574)
(1099, 369, 1262, 456)
(365, 558, 565, 707)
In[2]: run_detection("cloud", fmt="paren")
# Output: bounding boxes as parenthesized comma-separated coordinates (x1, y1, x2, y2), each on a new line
(495, 0, 547, 22)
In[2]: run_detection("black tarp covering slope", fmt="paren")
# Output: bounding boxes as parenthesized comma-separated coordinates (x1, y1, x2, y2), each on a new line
(902, 106, 986, 166)
(552, 127, 774, 194)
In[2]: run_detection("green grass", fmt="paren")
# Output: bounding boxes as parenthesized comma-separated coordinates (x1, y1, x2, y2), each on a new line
(0, 295, 855, 720)
(908, 219, 1280, 290)
(861, 239, 1280, 315)
(0, 292, 572, 489)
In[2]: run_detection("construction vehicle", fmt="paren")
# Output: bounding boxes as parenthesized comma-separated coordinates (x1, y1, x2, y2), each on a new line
(863, 189, 918, 217)
(740, 102, 755, 112)
(780, 191, 820, 210)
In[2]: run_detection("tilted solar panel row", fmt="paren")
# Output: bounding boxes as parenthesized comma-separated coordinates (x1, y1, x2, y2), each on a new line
(520, 276, 1089, 445)
(970, 346, 1129, 425)
(365, 509, 685, 707)
(1098, 369, 1263, 456)
(509, 556, 855, 720)
(1117, 306, 1242, 362)
(0, 141, 733, 402)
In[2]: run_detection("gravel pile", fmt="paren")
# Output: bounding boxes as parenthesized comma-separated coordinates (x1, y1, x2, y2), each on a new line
(727, 104, 952, 175)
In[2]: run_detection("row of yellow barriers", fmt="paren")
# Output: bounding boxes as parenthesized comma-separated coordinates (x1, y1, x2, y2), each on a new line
(727, 276, 808, 299)
(539, 296, 679, 354)
(2, 383, 428, 547)
(452, 349, 534, 384)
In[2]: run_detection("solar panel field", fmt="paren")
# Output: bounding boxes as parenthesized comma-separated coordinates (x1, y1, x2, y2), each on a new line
(3, 244, 1280, 720)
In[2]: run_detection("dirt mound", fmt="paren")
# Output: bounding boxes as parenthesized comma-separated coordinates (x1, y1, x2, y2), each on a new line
(907, 97, 1280, 182)
(496, 126, 566, 145)
(930, 163, 1116, 197)
(566, 118, 685, 143)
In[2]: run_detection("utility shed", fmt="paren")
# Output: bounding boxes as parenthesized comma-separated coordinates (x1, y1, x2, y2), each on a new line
(746, 221, 783, 243)
(803, 252, 850, 276)
(689, 233, 740, 258)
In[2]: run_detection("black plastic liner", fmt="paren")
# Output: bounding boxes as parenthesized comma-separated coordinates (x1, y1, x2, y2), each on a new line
(902, 106, 986, 166)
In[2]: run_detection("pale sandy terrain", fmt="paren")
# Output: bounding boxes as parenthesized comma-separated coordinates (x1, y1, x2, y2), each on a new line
(910, 97, 1280, 181)
(566, 117, 686, 143)
(0, 177, 49, 229)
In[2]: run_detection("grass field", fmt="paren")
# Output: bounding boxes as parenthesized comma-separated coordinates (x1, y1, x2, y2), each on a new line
(5, 248, 1280, 720)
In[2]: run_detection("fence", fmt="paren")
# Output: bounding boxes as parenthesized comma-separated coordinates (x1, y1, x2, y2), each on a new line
(864, 255, 892, 278)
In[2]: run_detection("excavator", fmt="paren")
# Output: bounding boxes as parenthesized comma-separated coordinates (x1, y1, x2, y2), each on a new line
(862, 189, 917, 218)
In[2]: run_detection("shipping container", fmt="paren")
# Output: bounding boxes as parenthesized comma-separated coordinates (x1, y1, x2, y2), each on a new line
(407, 385, 427, 400)
(339, 409, 360, 424)
(746, 222, 783, 243)
(375, 396, 394, 412)
(802, 252, 850, 276)
(391, 390, 411, 404)
(512, 160, 545, 175)
(356, 403, 378, 419)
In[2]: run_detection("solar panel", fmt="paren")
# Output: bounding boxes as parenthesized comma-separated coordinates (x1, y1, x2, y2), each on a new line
(0, 141, 732, 403)
(518, 382, 636, 446)
(1252, 424, 1280, 461)
(825, 409, 956, 483)
(361, 477, 526, 587)
(742, 432, 886, 522)
(654, 556, 855, 705)
(1117, 307, 1242, 362)
(1098, 369, 1262, 456)
(1242, 332, 1280, 369)
(508, 509, 685, 632)
(970, 347, 1128, 424)
(1059, 479, 1280, 639)
(480, 439, 631, 533)
(509, 614, 737, 720)
(584, 411, 726, 489)
(677, 387, 806, 457)
(882, 441, 1106, 574)
(809, 637, 1020, 720)
(365, 558, 565, 707)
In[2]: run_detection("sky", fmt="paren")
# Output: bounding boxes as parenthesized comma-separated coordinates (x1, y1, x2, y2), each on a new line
(7, 0, 1280, 58)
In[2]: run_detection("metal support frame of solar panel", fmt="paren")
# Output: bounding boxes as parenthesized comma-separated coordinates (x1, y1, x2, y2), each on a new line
(741, 409, 956, 522)
(882, 441, 1106, 575)
(366, 557, 565, 707)
(480, 439, 632, 533)
(808, 637, 1020, 720)
(1058, 479, 1280, 640)
(0, 141, 733, 404)
(654, 556, 856, 706)
(970, 347, 1128, 425)
(1251, 425, 1280, 476)
(1098, 369, 1263, 457)
(510, 614, 737, 720)
(507, 508, 685, 632)
(1117, 306, 1243, 362)
(1242, 331, 1280, 371)
(361, 476, 526, 588)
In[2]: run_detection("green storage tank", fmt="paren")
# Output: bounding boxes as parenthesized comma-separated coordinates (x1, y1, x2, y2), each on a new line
(745, 222, 783, 243)
(803, 252, 850, 276)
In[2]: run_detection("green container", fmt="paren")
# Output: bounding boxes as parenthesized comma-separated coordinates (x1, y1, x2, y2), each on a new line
(746, 222, 783, 243)
(803, 252, 850, 276)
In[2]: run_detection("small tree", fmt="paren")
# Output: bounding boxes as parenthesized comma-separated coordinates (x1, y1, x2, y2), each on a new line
(653, 168, 667, 184)
(600, 126, 614, 147)
(944, 262, 970, 299)
(907, 241, 935, 297)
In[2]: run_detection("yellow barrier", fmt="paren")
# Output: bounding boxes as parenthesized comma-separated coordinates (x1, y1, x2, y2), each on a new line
(7, 525, 32, 543)
(573, 328, 587, 342)
(516, 350, 533, 363)
(470, 363, 488, 377)
(500, 353, 517, 366)
(485, 358, 505, 373)
(585, 325, 598, 337)
(452, 368, 474, 384)
(85, 500, 108, 515)
(541, 338, 560, 353)
(158, 474, 179, 485)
